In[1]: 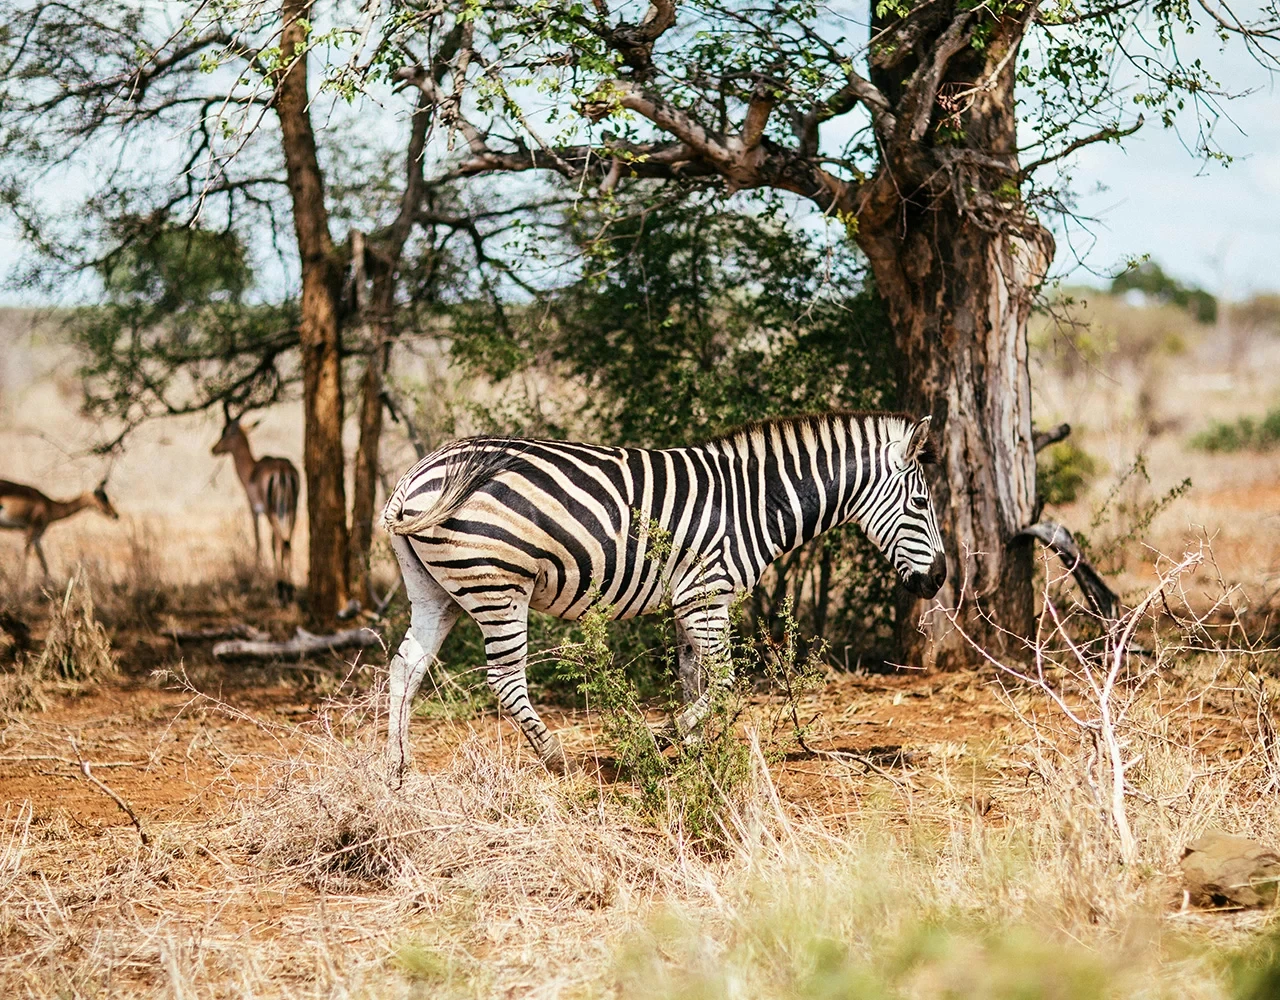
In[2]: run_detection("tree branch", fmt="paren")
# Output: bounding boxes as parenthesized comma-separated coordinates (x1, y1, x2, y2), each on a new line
(1032, 422, 1071, 451)
(901, 10, 976, 143)
(1020, 117, 1144, 177)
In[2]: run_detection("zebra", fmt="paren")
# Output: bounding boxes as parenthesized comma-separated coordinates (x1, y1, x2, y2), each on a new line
(380, 411, 947, 774)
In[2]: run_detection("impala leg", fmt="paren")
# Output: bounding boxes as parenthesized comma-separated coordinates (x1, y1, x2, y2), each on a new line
(26, 529, 50, 582)
(251, 511, 263, 569)
(387, 535, 461, 780)
(673, 603, 734, 739)
(266, 514, 287, 603)
(280, 534, 294, 603)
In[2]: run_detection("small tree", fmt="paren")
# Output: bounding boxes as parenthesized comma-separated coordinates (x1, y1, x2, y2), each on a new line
(0, 2, 503, 621)
(454, 189, 903, 658)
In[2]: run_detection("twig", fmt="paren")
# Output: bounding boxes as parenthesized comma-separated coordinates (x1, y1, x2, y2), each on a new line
(68, 738, 150, 846)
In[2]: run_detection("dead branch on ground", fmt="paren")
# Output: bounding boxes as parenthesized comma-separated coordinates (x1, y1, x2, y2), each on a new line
(212, 626, 381, 662)
(168, 623, 271, 643)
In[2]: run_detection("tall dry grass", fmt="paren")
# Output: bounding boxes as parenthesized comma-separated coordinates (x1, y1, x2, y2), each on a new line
(4, 614, 1280, 1000)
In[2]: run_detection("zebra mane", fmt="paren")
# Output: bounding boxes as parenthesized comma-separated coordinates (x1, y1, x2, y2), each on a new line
(704, 411, 937, 465)
(383, 438, 528, 536)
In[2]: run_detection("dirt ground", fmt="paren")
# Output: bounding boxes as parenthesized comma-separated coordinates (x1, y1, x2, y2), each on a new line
(0, 646, 1015, 837)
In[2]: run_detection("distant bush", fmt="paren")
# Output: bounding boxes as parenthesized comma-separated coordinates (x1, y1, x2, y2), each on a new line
(1110, 260, 1217, 324)
(1190, 408, 1280, 453)
(1037, 442, 1100, 506)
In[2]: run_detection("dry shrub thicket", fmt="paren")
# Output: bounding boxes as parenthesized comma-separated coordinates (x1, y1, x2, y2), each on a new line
(0, 568, 116, 713)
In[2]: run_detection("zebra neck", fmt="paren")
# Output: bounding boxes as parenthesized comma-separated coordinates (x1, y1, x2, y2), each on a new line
(745, 422, 863, 563)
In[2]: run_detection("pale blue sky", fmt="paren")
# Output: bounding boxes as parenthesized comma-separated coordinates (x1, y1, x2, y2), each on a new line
(1053, 31, 1280, 296)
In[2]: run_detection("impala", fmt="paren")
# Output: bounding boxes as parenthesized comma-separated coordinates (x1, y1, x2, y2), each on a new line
(0, 478, 119, 580)
(212, 404, 300, 602)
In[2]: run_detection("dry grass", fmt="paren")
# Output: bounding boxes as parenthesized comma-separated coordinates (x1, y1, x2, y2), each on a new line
(6, 301, 1280, 996)
(2, 624, 1280, 998)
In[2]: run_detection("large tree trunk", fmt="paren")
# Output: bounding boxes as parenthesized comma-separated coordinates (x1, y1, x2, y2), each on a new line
(862, 9, 1053, 669)
(277, 0, 350, 624)
(349, 349, 384, 603)
(873, 216, 1051, 669)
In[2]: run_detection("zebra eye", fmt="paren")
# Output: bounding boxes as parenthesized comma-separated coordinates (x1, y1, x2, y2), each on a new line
(910, 495, 929, 511)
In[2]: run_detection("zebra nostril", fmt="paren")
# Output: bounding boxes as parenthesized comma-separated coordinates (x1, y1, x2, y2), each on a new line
(928, 553, 947, 589)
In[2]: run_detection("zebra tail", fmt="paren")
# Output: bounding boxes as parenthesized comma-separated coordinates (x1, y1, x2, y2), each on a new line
(382, 441, 523, 537)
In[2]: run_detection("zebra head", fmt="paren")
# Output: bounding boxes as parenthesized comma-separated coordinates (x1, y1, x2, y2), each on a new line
(860, 416, 947, 599)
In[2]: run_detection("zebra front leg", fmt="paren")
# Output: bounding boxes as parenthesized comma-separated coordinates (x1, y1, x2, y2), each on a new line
(675, 618, 703, 702)
(673, 603, 734, 740)
(387, 536, 461, 780)
(475, 606, 567, 773)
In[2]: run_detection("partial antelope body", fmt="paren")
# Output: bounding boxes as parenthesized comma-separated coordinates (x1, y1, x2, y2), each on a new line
(212, 406, 300, 603)
(0, 478, 119, 579)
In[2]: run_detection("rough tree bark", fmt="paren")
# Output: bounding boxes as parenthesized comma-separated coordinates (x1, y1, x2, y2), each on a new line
(348, 230, 385, 605)
(276, 0, 350, 624)
(862, 7, 1053, 668)
(347, 84, 434, 604)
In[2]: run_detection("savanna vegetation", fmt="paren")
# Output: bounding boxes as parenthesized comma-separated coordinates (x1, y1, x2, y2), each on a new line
(4, 0, 1280, 996)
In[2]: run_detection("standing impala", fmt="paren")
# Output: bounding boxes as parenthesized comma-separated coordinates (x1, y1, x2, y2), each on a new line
(0, 478, 119, 580)
(211, 404, 300, 602)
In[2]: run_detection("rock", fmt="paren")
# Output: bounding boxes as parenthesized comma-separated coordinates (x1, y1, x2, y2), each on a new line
(1180, 831, 1280, 909)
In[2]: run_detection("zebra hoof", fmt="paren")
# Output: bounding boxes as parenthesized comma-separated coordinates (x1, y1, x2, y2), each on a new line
(540, 739, 570, 775)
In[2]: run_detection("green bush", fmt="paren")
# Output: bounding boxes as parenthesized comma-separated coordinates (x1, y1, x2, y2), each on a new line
(555, 603, 752, 843)
(1190, 408, 1280, 453)
(1037, 442, 1100, 506)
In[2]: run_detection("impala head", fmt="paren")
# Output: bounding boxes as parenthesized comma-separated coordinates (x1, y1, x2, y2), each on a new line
(212, 402, 259, 456)
(92, 479, 120, 520)
(860, 415, 947, 599)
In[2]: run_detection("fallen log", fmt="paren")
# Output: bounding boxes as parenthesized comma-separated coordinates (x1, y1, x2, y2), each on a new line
(1015, 520, 1119, 618)
(168, 623, 271, 643)
(212, 626, 382, 662)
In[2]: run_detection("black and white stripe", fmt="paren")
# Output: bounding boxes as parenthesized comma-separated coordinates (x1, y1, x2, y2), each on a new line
(382, 411, 946, 773)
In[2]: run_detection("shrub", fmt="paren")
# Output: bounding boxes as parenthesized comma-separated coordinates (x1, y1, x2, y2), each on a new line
(34, 569, 116, 682)
(555, 603, 753, 843)
(1191, 407, 1280, 453)
(1037, 442, 1100, 506)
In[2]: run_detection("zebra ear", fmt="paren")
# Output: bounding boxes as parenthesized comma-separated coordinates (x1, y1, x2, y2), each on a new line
(902, 416, 934, 466)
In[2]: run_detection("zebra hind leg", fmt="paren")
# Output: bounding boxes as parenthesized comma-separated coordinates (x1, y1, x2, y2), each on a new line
(474, 603, 567, 773)
(387, 536, 461, 781)
(672, 604, 734, 740)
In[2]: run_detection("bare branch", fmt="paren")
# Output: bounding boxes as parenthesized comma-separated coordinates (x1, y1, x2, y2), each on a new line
(1032, 422, 1071, 451)
(1020, 117, 1145, 178)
